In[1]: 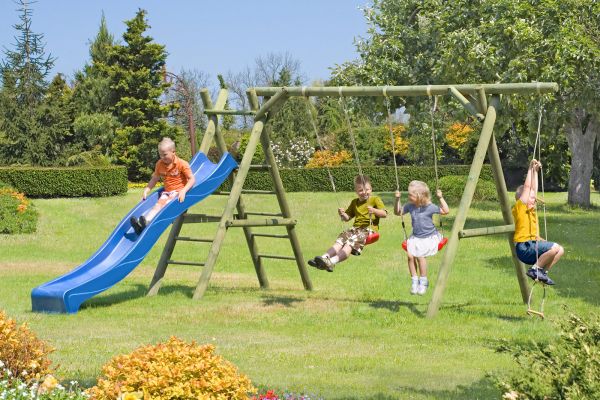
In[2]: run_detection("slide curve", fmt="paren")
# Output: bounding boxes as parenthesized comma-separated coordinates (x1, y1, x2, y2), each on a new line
(31, 152, 238, 314)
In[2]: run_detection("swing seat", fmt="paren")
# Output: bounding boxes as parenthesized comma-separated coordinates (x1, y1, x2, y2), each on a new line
(401, 237, 447, 252)
(365, 231, 379, 245)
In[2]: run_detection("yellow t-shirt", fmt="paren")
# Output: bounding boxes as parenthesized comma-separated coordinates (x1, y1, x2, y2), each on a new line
(345, 195, 386, 231)
(512, 200, 538, 242)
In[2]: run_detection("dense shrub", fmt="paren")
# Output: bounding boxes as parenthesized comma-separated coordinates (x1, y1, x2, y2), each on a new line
(0, 310, 54, 383)
(0, 186, 37, 234)
(88, 336, 256, 400)
(237, 165, 494, 193)
(438, 174, 498, 203)
(305, 150, 352, 168)
(496, 313, 600, 400)
(0, 166, 127, 198)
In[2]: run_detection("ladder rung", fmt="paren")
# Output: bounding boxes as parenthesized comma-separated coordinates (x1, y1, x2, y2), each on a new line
(218, 189, 277, 195)
(167, 260, 206, 267)
(249, 164, 271, 170)
(244, 212, 283, 217)
(258, 254, 296, 261)
(175, 236, 213, 243)
(204, 108, 256, 116)
(183, 213, 222, 223)
(251, 233, 290, 239)
(226, 218, 296, 228)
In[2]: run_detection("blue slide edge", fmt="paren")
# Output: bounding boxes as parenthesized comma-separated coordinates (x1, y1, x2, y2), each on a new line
(31, 152, 238, 314)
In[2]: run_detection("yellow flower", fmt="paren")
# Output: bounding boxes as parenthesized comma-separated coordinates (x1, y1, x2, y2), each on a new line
(119, 391, 143, 400)
(38, 374, 59, 394)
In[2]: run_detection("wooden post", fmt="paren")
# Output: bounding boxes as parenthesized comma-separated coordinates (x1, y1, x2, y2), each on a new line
(485, 98, 530, 302)
(426, 98, 498, 318)
(261, 123, 313, 290)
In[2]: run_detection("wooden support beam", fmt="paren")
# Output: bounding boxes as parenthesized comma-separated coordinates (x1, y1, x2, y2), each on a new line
(253, 83, 558, 97)
(449, 86, 485, 121)
(459, 224, 515, 238)
(427, 97, 499, 318)
(226, 218, 297, 228)
(204, 109, 255, 116)
(254, 89, 288, 120)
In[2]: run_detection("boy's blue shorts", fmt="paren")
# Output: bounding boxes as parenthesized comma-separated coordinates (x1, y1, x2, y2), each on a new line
(515, 240, 555, 265)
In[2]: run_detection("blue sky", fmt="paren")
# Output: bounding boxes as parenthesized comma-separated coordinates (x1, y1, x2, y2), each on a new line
(0, 1, 368, 85)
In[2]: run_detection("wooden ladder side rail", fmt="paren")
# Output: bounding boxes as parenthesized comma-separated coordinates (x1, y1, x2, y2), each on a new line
(193, 89, 290, 299)
(147, 89, 229, 296)
(426, 95, 500, 318)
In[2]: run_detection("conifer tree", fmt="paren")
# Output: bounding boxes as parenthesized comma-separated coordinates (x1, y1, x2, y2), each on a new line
(107, 9, 177, 181)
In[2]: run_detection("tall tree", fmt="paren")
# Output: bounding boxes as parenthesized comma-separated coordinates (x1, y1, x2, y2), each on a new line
(107, 9, 177, 181)
(0, 0, 54, 165)
(333, 0, 600, 207)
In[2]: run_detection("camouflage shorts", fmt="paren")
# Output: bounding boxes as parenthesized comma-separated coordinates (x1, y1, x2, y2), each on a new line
(335, 227, 370, 255)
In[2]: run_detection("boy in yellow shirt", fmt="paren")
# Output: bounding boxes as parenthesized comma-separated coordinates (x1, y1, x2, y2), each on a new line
(512, 159, 564, 285)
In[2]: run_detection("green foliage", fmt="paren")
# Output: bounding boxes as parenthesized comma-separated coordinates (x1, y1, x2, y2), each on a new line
(106, 9, 177, 181)
(0, 166, 127, 198)
(237, 132, 265, 164)
(0, 186, 37, 234)
(88, 336, 256, 400)
(437, 175, 498, 203)
(496, 313, 600, 400)
(238, 164, 492, 192)
(72, 112, 119, 156)
(0, 0, 55, 166)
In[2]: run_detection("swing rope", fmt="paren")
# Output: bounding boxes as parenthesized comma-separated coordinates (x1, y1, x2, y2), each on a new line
(526, 100, 549, 318)
(303, 96, 345, 231)
(384, 94, 408, 242)
(429, 94, 444, 235)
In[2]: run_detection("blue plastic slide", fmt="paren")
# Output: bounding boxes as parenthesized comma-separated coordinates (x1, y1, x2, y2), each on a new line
(31, 152, 238, 313)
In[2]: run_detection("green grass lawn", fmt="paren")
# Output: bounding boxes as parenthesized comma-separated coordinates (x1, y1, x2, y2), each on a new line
(1, 189, 599, 399)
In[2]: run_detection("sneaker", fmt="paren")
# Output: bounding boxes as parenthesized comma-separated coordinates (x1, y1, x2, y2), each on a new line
(315, 256, 334, 272)
(417, 280, 429, 295)
(130, 216, 143, 235)
(539, 269, 556, 286)
(410, 281, 419, 295)
(526, 267, 544, 282)
(308, 258, 325, 270)
(139, 215, 148, 229)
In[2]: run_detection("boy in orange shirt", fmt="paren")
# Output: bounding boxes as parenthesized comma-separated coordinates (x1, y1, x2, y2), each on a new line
(512, 159, 564, 285)
(130, 137, 195, 235)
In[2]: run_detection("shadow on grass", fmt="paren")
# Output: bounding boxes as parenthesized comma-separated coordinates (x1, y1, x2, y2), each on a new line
(261, 294, 306, 307)
(81, 283, 148, 310)
(367, 299, 424, 317)
(331, 376, 500, 399)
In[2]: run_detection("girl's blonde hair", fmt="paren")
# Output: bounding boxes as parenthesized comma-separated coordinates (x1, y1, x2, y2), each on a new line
(408, 180, 431, 207)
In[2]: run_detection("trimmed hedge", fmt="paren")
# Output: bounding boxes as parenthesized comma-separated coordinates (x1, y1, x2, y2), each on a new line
(438, 175, 498, 203)
(238, 165, 493, 192)
(0, 166, 128, 198)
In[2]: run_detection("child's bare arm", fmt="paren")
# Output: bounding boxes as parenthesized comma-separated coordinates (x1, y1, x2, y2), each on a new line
(436, 189, 449, 215)
(519, 159, 540, 204)
(338, 208, 351, 222)
(367, 206, 387, 218)
(143, 175, 161, 200)
(178, 173, 196, 203)
(393, 190, 403, 215)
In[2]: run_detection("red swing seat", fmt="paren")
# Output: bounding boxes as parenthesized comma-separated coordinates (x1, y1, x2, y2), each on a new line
(402, 237, 447, 252)
(365, 230, 380, 245)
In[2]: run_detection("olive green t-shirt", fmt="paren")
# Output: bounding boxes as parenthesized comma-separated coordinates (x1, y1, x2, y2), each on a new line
(345, 195, 386, 231)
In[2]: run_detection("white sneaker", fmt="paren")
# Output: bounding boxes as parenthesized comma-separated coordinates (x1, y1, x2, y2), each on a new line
(410, 281, 419, 295)
(417, 279, 429, 295)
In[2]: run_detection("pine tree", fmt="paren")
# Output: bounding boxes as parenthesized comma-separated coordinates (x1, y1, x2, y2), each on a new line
(0, 0, 54, 165)
(107, 9, 177, 181)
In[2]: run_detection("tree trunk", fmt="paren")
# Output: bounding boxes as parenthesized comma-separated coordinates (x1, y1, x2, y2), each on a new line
(566, 111, 598, 207)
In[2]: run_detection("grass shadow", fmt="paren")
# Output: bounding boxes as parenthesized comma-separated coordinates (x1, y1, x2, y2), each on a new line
(80, 283, 148, 310)
(261, 294, 306, 307)
(367, 299, 424, 317)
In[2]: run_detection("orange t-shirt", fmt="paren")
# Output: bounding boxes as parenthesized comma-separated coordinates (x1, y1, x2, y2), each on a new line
(153, 155, 193, 192)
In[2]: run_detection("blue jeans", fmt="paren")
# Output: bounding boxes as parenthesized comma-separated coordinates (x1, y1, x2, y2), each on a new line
(515, 240, 555, 265)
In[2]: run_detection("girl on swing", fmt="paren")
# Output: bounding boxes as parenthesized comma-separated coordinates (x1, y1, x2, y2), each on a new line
(308, 175, 387, 272)
(395, 180, 449, 295)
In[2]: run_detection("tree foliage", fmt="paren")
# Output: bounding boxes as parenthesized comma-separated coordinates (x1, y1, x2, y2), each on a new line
(333, 0, 600, 205)
(106, 9, 178, 181)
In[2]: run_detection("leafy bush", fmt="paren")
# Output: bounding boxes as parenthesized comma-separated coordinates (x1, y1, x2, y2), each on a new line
(0, 186, 37, 234)
(438, 175, 498, 203)
(305, 150, 352, 168)
(0, 166, 127, 198)
(88, 336, 256, 400)
(237, 132, 265, 164)
(0, 310, 54, 383)
(496, 313, 600, 400)
(272, 137, 314, 168)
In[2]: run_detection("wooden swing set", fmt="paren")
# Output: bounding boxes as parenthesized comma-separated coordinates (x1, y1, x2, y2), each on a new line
(146, 82, 557, 318)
